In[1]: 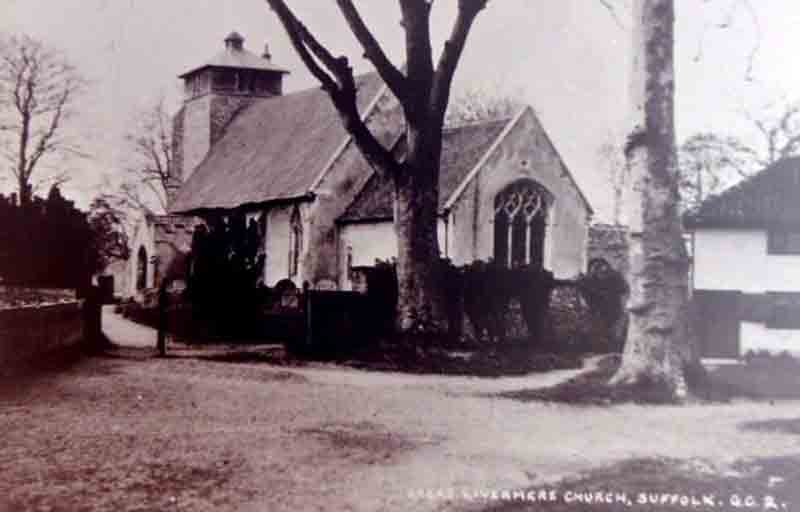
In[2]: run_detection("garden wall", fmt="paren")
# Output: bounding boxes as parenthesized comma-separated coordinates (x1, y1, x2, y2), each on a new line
(0, 301, 88, 376)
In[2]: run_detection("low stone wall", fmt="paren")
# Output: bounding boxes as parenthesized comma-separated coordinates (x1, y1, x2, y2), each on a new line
(0, 301, 86, 375)
(587, 223, 629, 276)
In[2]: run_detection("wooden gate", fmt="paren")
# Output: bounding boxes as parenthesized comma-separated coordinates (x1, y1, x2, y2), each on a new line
(691, 289, 741, 358)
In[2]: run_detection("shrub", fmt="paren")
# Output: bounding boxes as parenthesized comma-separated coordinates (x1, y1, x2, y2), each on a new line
(186, 212, 265, 336)
(359, 259, 555, 345)
(743, 349, 800, 369)
(0, 187, 96, 289)
(365, 260, 399, 336)
(575, 263, 629, 352)
(459, 261, 555, 342)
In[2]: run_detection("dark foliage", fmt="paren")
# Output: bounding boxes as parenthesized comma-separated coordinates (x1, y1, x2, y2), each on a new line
(335, 338, 582, 377)
(497, 354, 685, 405)
(0, 187, 105, 290)
(293, 289, 377, 355)
(574, 262, 629, 352)
(87, 196, 130, 270)
(194, 337, 582, 377)
(357, 258, 628, 356)
(364, 260, 399, 336)
(360, 259, 556, 345)
(544, 284, 597, 352)
(186, 212, 265, 336)
(459, 260, 556, 342)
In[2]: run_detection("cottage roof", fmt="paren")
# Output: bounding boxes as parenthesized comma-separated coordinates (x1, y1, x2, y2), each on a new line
(337, 118, 511, 223)
(169, 72, 385, 213)
(685, 156, 800, 229)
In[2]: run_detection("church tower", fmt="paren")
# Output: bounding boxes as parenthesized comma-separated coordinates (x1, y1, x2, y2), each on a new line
(170, 31, 289, 202)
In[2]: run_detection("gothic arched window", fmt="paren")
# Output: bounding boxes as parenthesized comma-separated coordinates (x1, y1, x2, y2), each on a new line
(493, 180, 551, 268)
(136, 246, 148, 290)
(289, 207, 303, 277)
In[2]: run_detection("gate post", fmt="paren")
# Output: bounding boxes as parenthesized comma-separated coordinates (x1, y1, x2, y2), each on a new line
(303, 281, 312, 351)
(157, 282, 168, 357)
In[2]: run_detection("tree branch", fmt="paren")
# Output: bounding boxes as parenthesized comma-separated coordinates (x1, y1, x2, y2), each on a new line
(1, 34, 84, 204)
(265, 0, 399, 177)
(266, 0, 340, 92)
(598, 0, 625, 29)
(25, 84, 70, 177)
(335, 0, 408, 104)
(399, 0, 434, 103)
(430, 0, 488, 124)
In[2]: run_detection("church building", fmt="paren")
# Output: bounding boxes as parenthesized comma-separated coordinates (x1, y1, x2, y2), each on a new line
(133, 32, 593, 295)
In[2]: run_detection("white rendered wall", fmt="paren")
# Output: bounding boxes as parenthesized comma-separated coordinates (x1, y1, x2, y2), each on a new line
(339, 220, 448, 289)
(693, 229, 800, 293)
(694, 228, 800, 355)
(741, 321, 800, 355)
(264, 206, 292, 286)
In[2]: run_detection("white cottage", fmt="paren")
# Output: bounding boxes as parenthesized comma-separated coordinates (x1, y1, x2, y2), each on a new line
(168, 32, 593, 291)
(687, 156, 800, 357)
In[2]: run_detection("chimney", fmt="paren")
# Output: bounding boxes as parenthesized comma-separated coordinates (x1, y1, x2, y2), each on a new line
(224, 31, 244, 51)
(262, 43, 272, 61)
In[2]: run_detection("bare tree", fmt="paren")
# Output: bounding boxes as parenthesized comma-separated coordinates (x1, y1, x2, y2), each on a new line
(444, 85, 524, 127)
(265, 0, 489, 334)
(610, 0, 702, 400)
(742, 100, 800, 168)
(0, 34, 85, 206)
(122, 97, 177, 214)
(87, 195, 131, 271)
(678, 132, 756, 211)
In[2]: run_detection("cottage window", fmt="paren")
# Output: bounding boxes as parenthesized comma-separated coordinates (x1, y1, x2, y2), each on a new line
(767, 229, 800, 255)
(766, 292, 800, 329)
(136, 246, 148, 290)
(493, 181, 549, 268)
(289, 207, 302, 277)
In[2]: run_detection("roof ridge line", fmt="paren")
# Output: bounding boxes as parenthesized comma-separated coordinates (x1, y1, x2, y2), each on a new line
(442, 107, 526, 211)
(443, 116, 514, 131)
(308, 81, 390, 193)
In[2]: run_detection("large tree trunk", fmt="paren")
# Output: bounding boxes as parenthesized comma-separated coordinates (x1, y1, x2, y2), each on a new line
(18, 178, 32, 208)
(611, 0, 700, 399)
(263, 0, 487, 337)
(394, 127, 448, 334)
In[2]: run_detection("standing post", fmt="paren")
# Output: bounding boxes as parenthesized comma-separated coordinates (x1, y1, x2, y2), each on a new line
(157, 282, 168, 357)
(303, 281, 312, 352)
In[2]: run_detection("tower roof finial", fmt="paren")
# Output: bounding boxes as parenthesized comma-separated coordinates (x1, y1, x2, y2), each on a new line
(224, 31, 244, 51)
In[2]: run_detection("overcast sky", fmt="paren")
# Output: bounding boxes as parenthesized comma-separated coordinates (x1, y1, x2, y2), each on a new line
(1, 0, 796, 221)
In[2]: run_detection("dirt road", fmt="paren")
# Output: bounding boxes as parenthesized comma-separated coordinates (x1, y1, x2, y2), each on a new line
(2, 310, 799, 511)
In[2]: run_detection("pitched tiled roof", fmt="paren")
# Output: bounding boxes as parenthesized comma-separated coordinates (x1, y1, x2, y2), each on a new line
(170, 72, 385, 213)
(338, 118, 511, 223)
(686, 156, 800, 229)
(179, 36, 289, 77)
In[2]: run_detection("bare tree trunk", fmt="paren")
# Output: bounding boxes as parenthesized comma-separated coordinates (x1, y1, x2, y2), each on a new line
(611, 0, 700, 399)
(394, 130, 447, 333)
(264, 0, 487, 337)
(19, 177, 32, 207)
